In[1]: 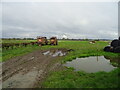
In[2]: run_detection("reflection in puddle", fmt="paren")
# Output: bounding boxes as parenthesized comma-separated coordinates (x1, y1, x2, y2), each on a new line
(63, 56, 117, 73)
(43, 50, 66, 57)
(43, 51, 50, 55)
(52, 51, 66, 57)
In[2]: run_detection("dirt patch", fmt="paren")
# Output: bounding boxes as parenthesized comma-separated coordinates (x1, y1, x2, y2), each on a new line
(2, 48, 68, 88)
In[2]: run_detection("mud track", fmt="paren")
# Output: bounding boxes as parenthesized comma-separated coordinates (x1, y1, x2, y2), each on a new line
(2, 48, 68, 88)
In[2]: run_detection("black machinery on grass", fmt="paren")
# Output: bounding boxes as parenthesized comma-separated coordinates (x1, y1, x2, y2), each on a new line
(104, 37, 120, 53)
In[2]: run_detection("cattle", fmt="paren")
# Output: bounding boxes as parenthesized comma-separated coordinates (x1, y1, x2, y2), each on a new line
(2, 43, 14, 49)
(50, 37, 58, 45)
(2, 43, 10, 49)
(21, 43, 30, 47)
(14, 43, 20, 48)
(30, 42, 35, 46)
(89, 41, 96, 44)
(30, 42, 38, 46)
(2, 41, 40, 50)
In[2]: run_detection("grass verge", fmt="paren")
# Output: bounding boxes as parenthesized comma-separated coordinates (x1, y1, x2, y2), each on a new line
(42, 68, 120, 88)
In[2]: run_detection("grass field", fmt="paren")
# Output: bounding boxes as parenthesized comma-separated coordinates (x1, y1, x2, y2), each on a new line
(2, 40, 118, 62)
(1, 40, 120, 88)
(42, 68, 120, 88)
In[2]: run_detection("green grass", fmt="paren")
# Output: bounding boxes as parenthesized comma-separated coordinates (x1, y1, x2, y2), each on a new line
(39, 40, 119, 88)
(1, 40, 38, 61)
(42, 68, 120, 88)
(2, 40, 116, 62)
(1, 40, 120, 88)
(2, 40, 119, 63)
(2, 45, 41, 62)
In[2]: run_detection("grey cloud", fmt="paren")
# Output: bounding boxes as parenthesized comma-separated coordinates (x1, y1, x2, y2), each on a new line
(2, 2, 118, 39)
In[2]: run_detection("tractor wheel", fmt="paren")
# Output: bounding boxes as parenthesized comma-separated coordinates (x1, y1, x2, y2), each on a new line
(103, 46, 113, 52)
(114, 46, 120, 53)
(56, 42, 58, 45)
(45, 42, 47, 45)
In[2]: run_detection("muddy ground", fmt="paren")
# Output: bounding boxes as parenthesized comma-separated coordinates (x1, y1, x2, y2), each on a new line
(2, 48, 69, 88)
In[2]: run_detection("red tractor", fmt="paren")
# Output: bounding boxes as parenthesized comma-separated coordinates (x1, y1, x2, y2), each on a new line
(37, 36, 48, 46)
(50, 37, 58, 45)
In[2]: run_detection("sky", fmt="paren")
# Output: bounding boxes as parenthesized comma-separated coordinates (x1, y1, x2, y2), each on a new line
(1, 1, 119, 39)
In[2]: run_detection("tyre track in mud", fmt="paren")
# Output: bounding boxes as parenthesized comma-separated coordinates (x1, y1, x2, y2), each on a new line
(2, 48, 68, 88)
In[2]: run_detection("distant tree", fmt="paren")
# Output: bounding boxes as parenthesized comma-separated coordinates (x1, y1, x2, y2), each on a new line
(23, 38, 27, 40)
(85, 38, 89, 41)
(95, 39, 100, 41)
(62, 38, 65, 40)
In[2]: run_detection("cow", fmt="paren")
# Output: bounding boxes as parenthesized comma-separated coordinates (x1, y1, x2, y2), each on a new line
(89, 41, 96, 44)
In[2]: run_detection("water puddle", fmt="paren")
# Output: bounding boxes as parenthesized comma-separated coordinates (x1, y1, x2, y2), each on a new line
(43, 49, 67, 57)
(52, 51, 66, 57)
(63, 56, 117, 73)
(43, 51, 50, 55)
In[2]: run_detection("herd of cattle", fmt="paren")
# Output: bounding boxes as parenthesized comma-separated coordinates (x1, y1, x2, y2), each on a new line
(2, 42, 38, 49)
(2, 37, 58, 50)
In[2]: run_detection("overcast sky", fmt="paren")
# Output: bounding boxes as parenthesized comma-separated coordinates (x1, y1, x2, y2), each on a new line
(2, 1, 118, 39)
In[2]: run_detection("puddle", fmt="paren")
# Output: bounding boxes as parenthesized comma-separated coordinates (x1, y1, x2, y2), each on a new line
(63, 56, 117, 73)
(43, 51, 50, 55)
(52, 51, 66, 57)
(43, 50, 67, 57)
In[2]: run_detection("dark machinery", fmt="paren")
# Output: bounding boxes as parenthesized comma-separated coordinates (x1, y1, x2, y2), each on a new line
(104, 37, 120, 53)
